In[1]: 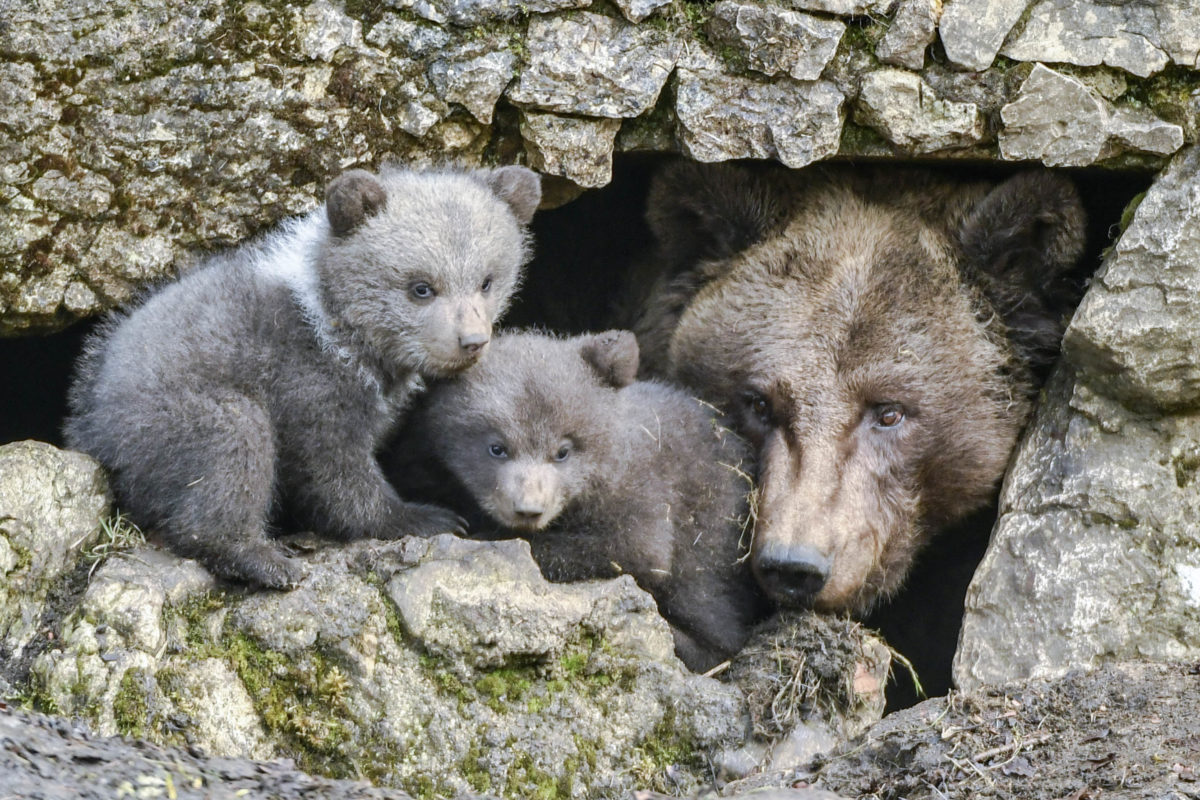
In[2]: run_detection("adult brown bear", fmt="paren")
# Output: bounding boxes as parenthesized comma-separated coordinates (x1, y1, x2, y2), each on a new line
(621, 162, 1086, 613)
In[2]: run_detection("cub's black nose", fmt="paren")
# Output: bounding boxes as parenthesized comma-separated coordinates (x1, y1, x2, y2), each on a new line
(753, 544, 831, 607)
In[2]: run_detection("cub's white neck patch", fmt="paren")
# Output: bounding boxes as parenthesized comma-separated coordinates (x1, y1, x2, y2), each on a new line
(254, 209, 382, 392)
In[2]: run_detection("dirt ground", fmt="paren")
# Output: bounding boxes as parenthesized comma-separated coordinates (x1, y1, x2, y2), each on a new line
(742, 661, 1200, 800)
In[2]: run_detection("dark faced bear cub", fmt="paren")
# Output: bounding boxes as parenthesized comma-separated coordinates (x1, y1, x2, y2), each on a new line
(621, 162, 1086, 614)
(66, 165, 541, 589)
(414, 330, 770, 672)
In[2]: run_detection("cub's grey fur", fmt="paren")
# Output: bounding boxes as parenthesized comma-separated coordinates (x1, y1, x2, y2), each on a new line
(412, 330, 769, 671)
(66, 166, 542, 589)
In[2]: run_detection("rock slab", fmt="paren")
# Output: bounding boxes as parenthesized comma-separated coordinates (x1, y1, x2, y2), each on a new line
(674, 51, 845, 169)
(0, 441, 109, 665)
(1000, 64, 1184, 166)
(30, 534, 747, 796)
(1001, 0, 1200, 78)
(855, 68, 984, 153)
(1064, 145, 1200, 411)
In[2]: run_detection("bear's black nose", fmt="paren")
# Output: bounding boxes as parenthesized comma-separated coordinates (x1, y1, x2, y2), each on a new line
(754, 544, 831, 607)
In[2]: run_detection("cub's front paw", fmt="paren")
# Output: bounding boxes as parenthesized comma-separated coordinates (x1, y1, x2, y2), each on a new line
(220, 544, 306, 590)
(387, 502, 468, 538)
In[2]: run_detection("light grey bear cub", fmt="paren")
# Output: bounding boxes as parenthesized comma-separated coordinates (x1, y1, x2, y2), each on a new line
(66, 165, 542, 589)
(414, 330, 771, 671)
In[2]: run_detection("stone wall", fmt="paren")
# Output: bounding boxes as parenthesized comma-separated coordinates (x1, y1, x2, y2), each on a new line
(3, 0, 1198, 334)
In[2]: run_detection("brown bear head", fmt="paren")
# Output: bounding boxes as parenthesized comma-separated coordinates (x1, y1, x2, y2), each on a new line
(636, 162, 1086, 612)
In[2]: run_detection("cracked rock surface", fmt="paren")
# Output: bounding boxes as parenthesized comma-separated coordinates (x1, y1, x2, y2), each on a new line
(2, 0, 1197, 333)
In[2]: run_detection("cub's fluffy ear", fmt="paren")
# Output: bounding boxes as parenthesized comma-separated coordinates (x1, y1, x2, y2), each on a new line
(646, 161, 789, 271)
(579, 330, 640, 388)
(481, 165, 543, 225)
(326, 170, 388, 237)
(958, 171, 1087, 366)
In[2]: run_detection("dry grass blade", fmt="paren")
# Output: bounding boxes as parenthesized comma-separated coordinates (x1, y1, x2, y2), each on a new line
(84, 511, 146, 578)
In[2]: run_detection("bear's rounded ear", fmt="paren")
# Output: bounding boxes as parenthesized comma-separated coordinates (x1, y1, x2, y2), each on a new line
(646, 161, 788, 271)
(326, 170, 388, 237)
(482, 165, 542, 225)
(579, 330, 640, 388)
(958, 171, 1088, 366)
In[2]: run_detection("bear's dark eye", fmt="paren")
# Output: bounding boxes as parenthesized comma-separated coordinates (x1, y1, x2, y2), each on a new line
(488, 443, 508, 459)
(553, 443, 571, 462)
(410, 282, 435, 300)
(481, 275, 493, 294)
(742, 391, 772, 426)
(873, 404, 906, 429)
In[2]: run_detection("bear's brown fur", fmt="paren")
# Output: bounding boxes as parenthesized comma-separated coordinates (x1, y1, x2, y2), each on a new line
(621, 162, 1086, 612)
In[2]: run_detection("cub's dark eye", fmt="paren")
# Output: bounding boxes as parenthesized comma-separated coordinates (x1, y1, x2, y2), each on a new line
(481, 275, 494, 294)
(742, 391, 772, 426)
(488, 443, 508, 459)
(873, 404, 906, 429)
(553, 443, 571, 462)
(410, 282, 435, 300)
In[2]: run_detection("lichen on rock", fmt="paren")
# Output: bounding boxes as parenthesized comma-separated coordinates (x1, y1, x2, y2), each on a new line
(27, 534, 755, 797)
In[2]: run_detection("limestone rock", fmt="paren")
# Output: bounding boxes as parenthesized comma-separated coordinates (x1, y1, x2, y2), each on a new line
(0, 702, 858, 799)
(398, 0, 592, 26)
(427, 42, 516, 125)
(955, 147, 1200, 689)
(612, 0, 671, 23)
(4, 0, 1196, 337)
(953, 371, 1200, 689)
(854, 68, 984, 153)
(365, 14, 452, 58)
(0, 0, 501, 335)
(1107, 106, 1188, 160)
(706, 1, 845, 82)
(295, 0, 362, 62)
(29, 534, 748, 796)
(520, 112, 623, 188)
(0, 441, 109, 665)
(786, 0, 893, 15)
(674, 50, 844, 168)
(938, 0, 1026, 71)
(1064, 146, 1200, 411)
(875, 0, 940, 71)
(507, 12, 679, 118)
(1001, 0, 1200, 79)
(999, 64, 1184, 166)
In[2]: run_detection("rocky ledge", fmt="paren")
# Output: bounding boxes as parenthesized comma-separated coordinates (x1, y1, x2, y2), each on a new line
(0, 440, 890, 799)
